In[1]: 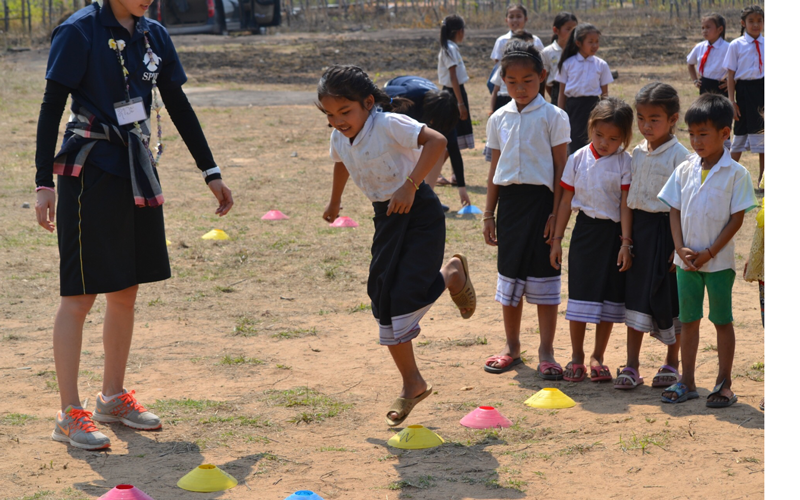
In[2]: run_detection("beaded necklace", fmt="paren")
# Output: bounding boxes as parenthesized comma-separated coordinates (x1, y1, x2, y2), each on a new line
(109, 31, 163, 167)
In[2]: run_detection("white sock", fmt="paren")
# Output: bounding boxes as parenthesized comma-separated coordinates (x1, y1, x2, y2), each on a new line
(101, 390, 125, 402)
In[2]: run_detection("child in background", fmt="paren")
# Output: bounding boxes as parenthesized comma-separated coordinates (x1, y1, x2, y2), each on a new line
(556, 23, 614, 154)
(550, 98, 634, 382)
(482, 41, 571, 377)
(439, 15, 474, 152)
(743, 177, 764, 327)
(724, 5, 764, 186)
(318, 65, 477, 426)
(489, 30, 535, 114)
(658, 94, 758, 406)
(687, 13, 729, 95)
(614, 83, 688, 391)
(542, 12, 579, 106)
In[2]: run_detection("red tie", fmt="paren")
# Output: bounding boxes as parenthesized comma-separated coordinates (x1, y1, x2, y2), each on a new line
(754, 39, 763, 74)
(698, 44, 712, 76)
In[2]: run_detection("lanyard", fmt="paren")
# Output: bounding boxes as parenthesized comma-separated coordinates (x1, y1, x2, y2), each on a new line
(109, 29, 163, 168)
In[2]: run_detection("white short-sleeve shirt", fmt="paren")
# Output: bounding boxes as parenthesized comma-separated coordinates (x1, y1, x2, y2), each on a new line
(686, 37, 730, 81)
(560, 144, 632, 222)
(438, 41, 470, 87)
(627, 137, 690, 213)
(330, 111, 423, 203)
(723, 33, 765, 80)
(658, 149, 758, 272)
(486, 94, 571, 190)
(554, 54, 614, 97)
(491, 31, 545, 61)
(540, 40, 562, 86)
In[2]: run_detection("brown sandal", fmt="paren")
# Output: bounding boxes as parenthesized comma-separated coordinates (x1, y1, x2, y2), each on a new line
(385, 385, 433, 427)
(450, 254, 476, 319)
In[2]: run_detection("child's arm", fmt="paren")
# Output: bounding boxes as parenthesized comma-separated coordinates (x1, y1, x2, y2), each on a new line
(618, 191, 633, 272)
(688, 64, 702, 88)
(489, 86, 500, 117)
(600, 84, 609, 99)
(387, 127, 447, 216)
(449, 66, 468, 120)
(546, 143, 569, 244)
(557, 82, 566, 109)
(323, 162, 349, 223)
(691, 210, 746, 270)
(727, 69, 739, 120)
(669, 208, 698, 271)
(549, 190, 574, 270)
(483, 148, 501, 246)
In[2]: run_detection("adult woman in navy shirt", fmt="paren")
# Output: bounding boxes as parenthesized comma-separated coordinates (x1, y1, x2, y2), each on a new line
(34, 0, 233, 450)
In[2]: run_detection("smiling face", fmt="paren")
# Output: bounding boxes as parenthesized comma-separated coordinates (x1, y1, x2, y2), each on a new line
(113, 0, 153, 18)
(701, 18, 724, 43)
(503, 61, 544, 110)
(688, 120, 729, 160)
(742, 12, 764, 39)
(590, 121, 624, 157)
(506, 8, 527, 32)
(319, 95, 374, 141)
(576, 32, 600, 58)
(636, 103, 678, 151)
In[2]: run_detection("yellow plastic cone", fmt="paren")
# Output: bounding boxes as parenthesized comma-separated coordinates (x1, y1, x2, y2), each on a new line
(387, 425, 444, 450)
(201, 229, 230, 241)
(177, 464, 238, 492)
(524, 388, 576, 409)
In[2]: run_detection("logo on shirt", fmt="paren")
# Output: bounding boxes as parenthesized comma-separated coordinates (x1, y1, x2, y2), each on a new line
(144, 51, 161, 72)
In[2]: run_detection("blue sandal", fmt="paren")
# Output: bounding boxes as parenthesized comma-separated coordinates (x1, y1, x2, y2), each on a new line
(706, 380, 738, 408)
(661, 383, 700, 404)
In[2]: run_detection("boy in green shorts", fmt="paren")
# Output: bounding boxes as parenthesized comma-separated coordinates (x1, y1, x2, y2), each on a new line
(657, 94, 758, 407)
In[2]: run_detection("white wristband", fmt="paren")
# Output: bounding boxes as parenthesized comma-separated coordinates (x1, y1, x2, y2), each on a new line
(202, 166, 221, 178)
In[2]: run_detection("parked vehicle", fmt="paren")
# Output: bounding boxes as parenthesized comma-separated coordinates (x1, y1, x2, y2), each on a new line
(148, 0, 281, 35)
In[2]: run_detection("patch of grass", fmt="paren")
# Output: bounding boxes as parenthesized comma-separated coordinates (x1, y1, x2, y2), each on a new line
(232, 316, 259, 336)
(147, 297, 163, 306)
(217, 355, 263, 366)
(619, 431, 671, 454)
(378, 454, 399, 462)
(736, 456, 761, 464)
(505, 478, 528, 491)
(558, 441, 603, 456)
(271, 327, 317, 339)
(702, 343, 718, 352)
(37, 370, 59, 392)
(317, 446, 354, 452)
(18, 488, 91, 500)
(386, 475, 434, 489)
(150, 398, 227, 417)
(198, 415, 268, 427)
(417, 340, 432, 346)
(79, 370, 102, 382)
(2, 413, 37, 426)
(349, 302, 370, 313)
(451, 336, 488, 347)
(264, 386, 352, 424)
(276, 364, 292, 370)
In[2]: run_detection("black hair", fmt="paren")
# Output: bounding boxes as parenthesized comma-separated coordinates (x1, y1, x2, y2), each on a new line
(740, 5, 764, 36)
(440, 15, 465, 58)
(500, 40, 544, 77)
(701, 12, 726, 41)
(510, 29, 533, 42)
(684, 93, 734, 132)
(551, 11, 578, 43)
(588, 97, 634, 151)
(317, 65, 412, 113)
(635, 82, 681, 134)
(558, 23, 601, 72)
(506, 4, 527, 18)
(421, 90, 459, 135)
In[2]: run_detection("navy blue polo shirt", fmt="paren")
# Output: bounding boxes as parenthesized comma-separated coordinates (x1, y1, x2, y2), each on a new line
(383, 76, 438, 123)
(46, 2, 187, 178)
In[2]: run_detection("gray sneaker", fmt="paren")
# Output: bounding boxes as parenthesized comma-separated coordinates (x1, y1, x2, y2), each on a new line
(93, 389, 162, 430)
(51, 406, 111, 450)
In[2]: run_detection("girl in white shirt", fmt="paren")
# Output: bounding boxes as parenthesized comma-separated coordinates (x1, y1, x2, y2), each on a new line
(555, 23, 614, 154)
(541, 11, 578, 105)
(482, 41, 571, 378)
(724, 5, 764, 186)
(687, 13, 729, 96)
(615, 83, 689, 392)
(439, 15, 474, 150)
(550, 97, 634, 383)
(318, 65, 477, 427)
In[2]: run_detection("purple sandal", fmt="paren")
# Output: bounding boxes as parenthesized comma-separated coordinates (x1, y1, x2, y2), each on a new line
(652, 365, 681, 388)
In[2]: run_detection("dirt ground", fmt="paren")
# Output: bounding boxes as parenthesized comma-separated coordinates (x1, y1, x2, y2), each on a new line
(0, 23, 763, 500)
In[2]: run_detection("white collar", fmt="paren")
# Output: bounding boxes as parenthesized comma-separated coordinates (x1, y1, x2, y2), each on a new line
(643, 136, 679, 156)
(514, 94, 546, 114)
(691, 147, 733, 171)
(349, 109, 377, 148)
(709, 37, 724, 48)
(744, 32, 764, 44)
(576, 53, 594, 63)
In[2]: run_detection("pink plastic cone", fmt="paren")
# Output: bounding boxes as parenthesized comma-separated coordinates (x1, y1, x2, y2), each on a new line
(330, 216, 358, 228)
(460, 406, 513, 429)
(261, 210, 289, 220)
(98, 484, 155, 500)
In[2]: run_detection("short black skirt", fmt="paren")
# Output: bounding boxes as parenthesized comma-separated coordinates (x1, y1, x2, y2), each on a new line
(734, 78, 765, 136)
(443, 84, 474, 150)
(57, 165, 171, 296)
(565, 96, 600, 154)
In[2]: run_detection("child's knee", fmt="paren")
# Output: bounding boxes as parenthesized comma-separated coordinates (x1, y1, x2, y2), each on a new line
(59, 294, 96, 317)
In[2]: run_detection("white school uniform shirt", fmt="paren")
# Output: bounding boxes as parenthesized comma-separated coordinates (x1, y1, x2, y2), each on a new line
(490, 31, 545, 61)
(560, 144, 632, 222)
(486, 94, 571, 190)
(329, 111, 423, 203)
(658, 149, 758, 273)
(438, 41, 470, 87)
(627, 136, 690, 213)
(554, 54, 614, 97)
(686, 37, 730, 81)
(540, 40, 562, 86)
(723, 33, 765, 80)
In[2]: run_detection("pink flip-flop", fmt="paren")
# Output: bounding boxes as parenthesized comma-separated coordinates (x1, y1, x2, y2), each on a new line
(651, 365, 681, 388)
(563, 362, 586, 382)
(590, 364, 613, 382)
(537, 361, 564, 381)
(614, 366, 643, 390)
(484, 355, 523, 374)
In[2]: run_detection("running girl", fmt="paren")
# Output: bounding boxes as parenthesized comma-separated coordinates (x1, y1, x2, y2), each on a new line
(687, 13, 729, 95)
(35, 0, 233, 450)
(318, 65, 477, 426)
(550, 97, 634, 382)
(541, 12, 578, 105)
(482, 40, 571, 378)
(555, 23, 614, 154)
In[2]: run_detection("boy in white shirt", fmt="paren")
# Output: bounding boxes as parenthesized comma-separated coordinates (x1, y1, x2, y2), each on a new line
(657, 94, 758, 407)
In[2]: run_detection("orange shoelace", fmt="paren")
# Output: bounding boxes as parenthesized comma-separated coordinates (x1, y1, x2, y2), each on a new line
(118, 390, 147, 413)
(67, 408, 99, 433)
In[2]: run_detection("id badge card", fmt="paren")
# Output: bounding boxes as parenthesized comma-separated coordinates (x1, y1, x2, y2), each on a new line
(114, 97, 148, 126)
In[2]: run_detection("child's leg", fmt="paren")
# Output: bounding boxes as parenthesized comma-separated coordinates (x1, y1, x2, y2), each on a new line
(758, 153, 764, 186)
(566, 320, 587, 378)
(537, 304, 559, 372)
(101, 285, 139, 397)
(53, 294, 97, 410)
(487, 302, 523, 368)
(709, 322, 736, 403)
(653, 332, 682, 385)
(441, 256, 469, 314)
(614, 326, 645, 386)
(663, 319, 700, 401)
(589, 321, 614, 377)
(706, 269, 737, 402)
(386, 341, 428, 421)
